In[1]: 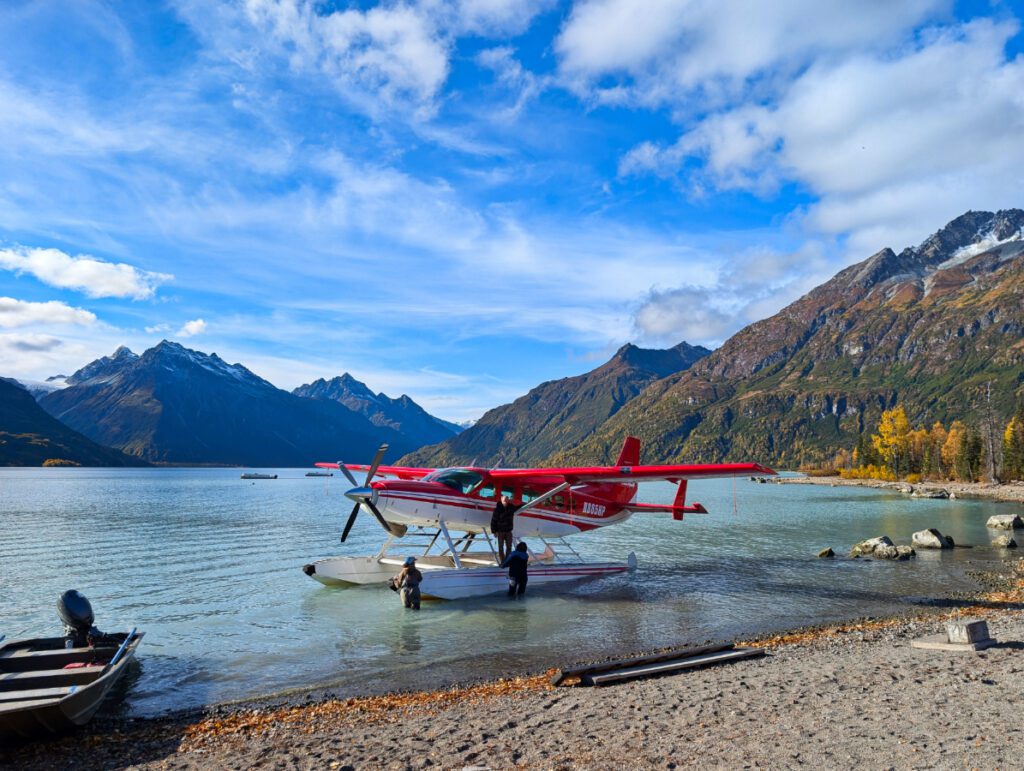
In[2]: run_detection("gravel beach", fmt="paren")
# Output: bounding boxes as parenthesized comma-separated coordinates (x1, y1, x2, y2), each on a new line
(5, 562, 1024, 770)
(771, 475, 1024, 503)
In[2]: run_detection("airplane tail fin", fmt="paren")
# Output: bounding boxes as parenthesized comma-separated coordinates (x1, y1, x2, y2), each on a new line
(615, 436, 640, 467)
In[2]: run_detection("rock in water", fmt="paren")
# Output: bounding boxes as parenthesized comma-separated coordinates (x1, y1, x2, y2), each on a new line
(895, 545, 916, 560)
(986, 514, 1024, 530)
(850, 535, 893, 557)
(850, 536, 915, 560)
(910, 488, 949, 499)
(818, 547, 835, 558)
(912, 528, 954, 549)
(992, 534, 1018, 548)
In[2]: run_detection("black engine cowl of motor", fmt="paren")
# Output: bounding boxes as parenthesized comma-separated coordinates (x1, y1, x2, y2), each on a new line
(58, 589, 97, 648)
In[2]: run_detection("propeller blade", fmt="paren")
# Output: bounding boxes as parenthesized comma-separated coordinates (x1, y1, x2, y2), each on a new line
(336, 461, 359, 488)
(340, 501, 361, 543)
(364, 443, 389, 485)
(366, 499, 407, 537)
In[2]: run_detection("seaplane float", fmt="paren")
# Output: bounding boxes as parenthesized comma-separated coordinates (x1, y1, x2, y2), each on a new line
(302, 437, 775, 600)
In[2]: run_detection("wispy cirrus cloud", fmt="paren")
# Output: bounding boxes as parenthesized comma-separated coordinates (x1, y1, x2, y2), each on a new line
(0, 247, 172, 300)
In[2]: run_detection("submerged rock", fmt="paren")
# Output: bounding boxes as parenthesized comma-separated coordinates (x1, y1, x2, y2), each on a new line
(986, 514, 1024, 530)
(817, 547, 835, 558)
(992, 534, 1018, 548)
(912, 528, 954, 549)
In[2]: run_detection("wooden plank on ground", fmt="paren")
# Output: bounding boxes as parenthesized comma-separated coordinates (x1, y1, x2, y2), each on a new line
(551, 643, 733, 686)
(582, 647, 765, 686)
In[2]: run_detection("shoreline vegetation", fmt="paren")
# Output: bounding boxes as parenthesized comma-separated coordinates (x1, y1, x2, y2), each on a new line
(5, 561, 1024, 770)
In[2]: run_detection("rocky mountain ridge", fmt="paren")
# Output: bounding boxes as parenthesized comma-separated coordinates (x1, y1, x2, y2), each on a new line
(293, 373, 461, 447)
(38, 341, 419, 465)
(401, 340, 710, 467)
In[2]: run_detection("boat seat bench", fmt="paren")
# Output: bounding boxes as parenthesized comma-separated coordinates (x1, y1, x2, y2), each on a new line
(0, 698, 63, 712)
(0, 686, 77, 703)
(0, 647, 116, 673)
(0, 666, 105, 691)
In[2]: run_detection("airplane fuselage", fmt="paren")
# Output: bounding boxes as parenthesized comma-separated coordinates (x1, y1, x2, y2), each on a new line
(369, 476, 638, 538)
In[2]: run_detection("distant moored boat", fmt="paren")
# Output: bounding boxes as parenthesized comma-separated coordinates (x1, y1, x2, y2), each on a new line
(241, 473, 277, 480)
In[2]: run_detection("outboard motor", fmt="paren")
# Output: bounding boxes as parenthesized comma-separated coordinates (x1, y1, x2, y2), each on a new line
(58, 589, 98, 648)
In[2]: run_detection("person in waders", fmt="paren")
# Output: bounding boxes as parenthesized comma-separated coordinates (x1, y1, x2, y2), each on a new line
(396, 556, 423, 609)
(500, 542, 529, 598)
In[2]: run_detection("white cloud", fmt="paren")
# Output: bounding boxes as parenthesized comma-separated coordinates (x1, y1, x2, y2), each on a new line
(242, 0, 450, 115)
(0, 297, 97, 329)
(0, 246, 172, 300)
(556, 0, 946, 106)
(178, 318, 207, 337)
(614, 14, 1024, 258)
(632, 241, 832, 347)
(144, 323, 172, 334)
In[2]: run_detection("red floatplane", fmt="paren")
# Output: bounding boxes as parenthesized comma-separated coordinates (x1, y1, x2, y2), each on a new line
(302, 437, 775, 599)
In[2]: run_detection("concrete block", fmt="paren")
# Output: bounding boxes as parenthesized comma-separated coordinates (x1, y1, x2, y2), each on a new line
(946, 619, 990, 645)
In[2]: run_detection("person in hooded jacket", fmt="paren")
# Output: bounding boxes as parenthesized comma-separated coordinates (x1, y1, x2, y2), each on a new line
(500, 541, 530, 598)
(395, 556, 423, 609)
(491, 494, 517, 562)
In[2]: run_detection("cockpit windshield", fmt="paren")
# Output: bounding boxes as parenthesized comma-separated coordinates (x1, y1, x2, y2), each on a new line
(424, 468, 484, 494)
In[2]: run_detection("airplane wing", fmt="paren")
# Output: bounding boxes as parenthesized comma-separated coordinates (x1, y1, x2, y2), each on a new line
(314, 462, 433, 481)
(486, 462, 775, 485)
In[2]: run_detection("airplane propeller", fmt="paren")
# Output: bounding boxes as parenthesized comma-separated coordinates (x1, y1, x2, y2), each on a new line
(339, 444, 406, 542)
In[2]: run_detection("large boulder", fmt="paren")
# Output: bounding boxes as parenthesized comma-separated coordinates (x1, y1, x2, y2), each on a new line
(817, 547, 835, 558)
(986, 514, 1024, 530)
(912, 528, 955, 549)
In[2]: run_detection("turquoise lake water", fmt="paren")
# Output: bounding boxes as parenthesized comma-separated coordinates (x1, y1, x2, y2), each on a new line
(1, 468, 1021, 716)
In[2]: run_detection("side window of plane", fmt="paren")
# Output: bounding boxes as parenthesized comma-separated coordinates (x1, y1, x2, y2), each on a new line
(477, 484, 496, 499)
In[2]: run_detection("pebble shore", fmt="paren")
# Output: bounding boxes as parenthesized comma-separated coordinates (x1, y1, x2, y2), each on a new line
(770, 475, 1024, 503)
(5, 565, 1024, 770)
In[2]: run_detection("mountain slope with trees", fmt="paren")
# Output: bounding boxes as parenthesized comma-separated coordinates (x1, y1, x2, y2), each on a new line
(0, 378, 145, 466)
(553, 209, 1024, 468)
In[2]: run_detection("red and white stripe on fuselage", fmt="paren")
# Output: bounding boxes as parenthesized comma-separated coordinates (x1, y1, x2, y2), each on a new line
(372, 479, 637, 538)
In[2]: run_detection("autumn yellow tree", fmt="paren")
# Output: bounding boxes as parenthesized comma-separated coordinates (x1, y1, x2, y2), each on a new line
(872, 406, 911, 477)
(929, 422, 948, 478)
(942, 421, 966, 481)
(1004, 411, 1024, 480)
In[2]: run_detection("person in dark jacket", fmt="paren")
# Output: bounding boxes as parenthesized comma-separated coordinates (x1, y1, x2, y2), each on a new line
(491, 494, 517, 562)
(395, 556, 423, 609)
(500, 541, 530, 598)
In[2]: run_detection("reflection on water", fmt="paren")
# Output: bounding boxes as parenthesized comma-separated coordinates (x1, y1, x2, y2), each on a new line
(0, 468, 1019, 715)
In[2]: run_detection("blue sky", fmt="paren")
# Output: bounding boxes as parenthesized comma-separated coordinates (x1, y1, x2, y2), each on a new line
(1, 0, 1022, 421)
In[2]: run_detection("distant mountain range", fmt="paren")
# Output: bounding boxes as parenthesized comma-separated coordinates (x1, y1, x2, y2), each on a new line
(550, 209, 1024, 467)
(293, 374, 461, 447)
(5, 209, 1022, 469)
(30, 341, 459, 466)
(401, 341, 710, 467)
(0, 378, 144, 467)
